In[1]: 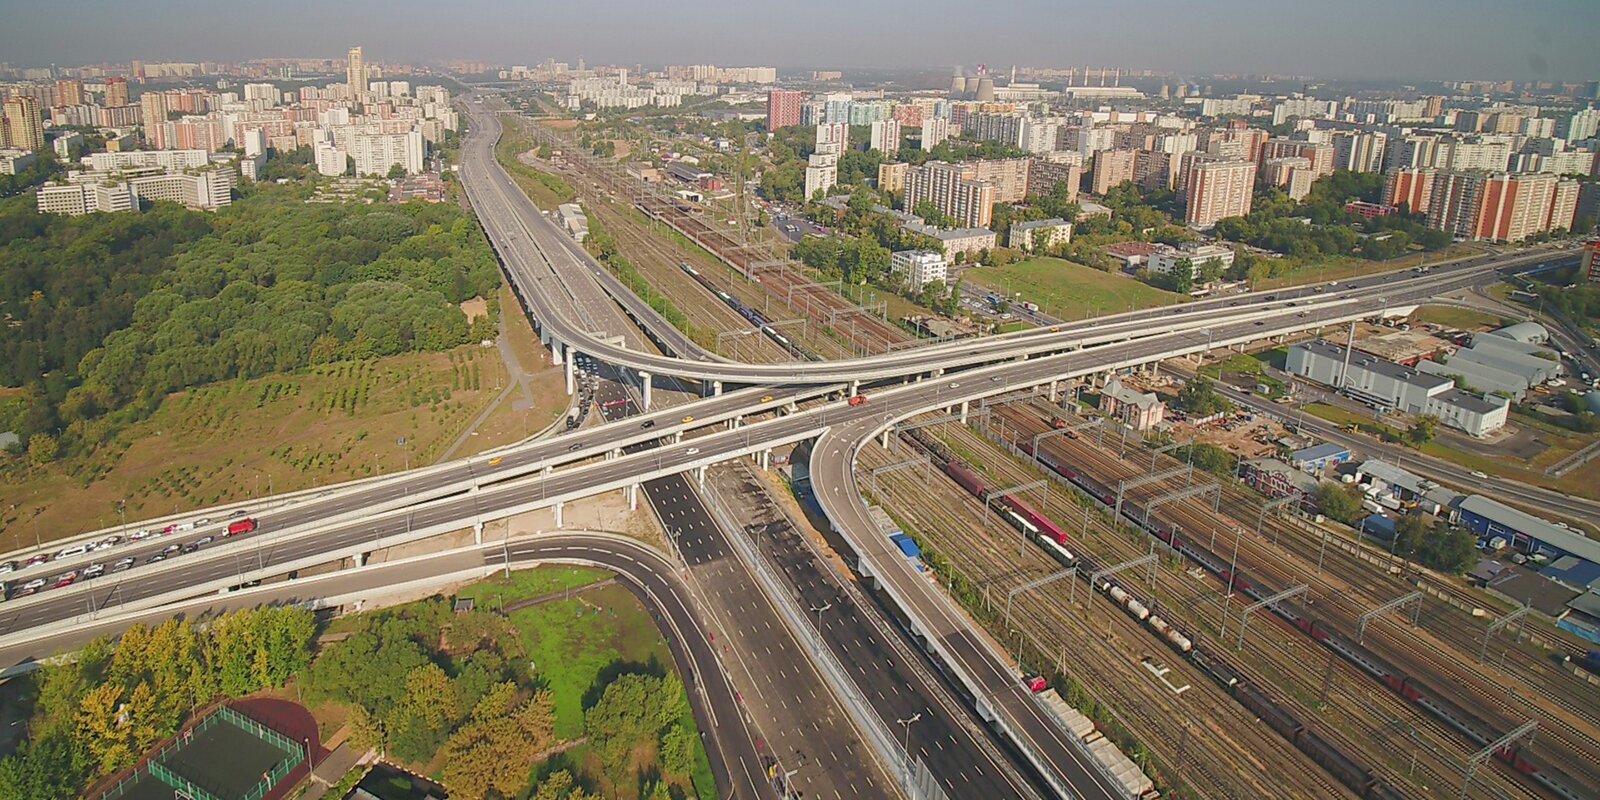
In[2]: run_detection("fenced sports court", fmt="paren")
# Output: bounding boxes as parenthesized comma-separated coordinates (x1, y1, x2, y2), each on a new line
(95, 705, 307, 800)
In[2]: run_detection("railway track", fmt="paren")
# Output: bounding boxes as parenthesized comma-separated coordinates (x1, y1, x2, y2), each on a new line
(970, 407, 1550, 799)
(530, 118, 921, 358)
(935, 421, 1511, 800)
(861, 429, 1360, 799)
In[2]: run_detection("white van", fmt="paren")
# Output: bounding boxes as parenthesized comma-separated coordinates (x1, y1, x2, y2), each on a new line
(55, 543, 91, 559)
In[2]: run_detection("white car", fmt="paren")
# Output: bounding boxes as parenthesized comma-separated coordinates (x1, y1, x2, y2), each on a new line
(175, 522, 195, 533)
(21, 578, 47, 591)
(82, 564, 105, 579)
(1469, 470, 1488, 479)
(54, 543, 91, 560)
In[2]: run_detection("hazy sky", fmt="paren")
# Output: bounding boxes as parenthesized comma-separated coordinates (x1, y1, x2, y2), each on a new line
(4, 0, 1598, 82)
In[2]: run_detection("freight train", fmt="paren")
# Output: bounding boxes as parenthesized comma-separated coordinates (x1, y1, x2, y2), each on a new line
(899, 427, 1409, 800)
(995, 422, 1587, 800)
(679, 263, 820, 361)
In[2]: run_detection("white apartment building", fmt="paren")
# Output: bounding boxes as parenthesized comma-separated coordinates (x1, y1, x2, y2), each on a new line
(922, 117, 951, 150)
(315, 141, 347, 176)
(243, 83, 281, 106)
(815, 122, 849, 155)
(890, 249, 948, 290)
(88, 149, 210, 172)
(804, 152, 837, 199)
(350, 129, 425, 177)
(869, 119, 901, 155)
(37, 181, 135, 215)
(128, 167, 236, 210)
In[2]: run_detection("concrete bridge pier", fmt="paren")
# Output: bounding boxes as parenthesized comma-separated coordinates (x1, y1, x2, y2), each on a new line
(564, 353, 576, 396)
(696, 465, 707, 487)
(880, 429, 890, 449)
(627, 483, 639, 510)
(1047, 381, 1059, 403)
(960, 400, 970, 424)
(640, 370, 653, 410)
(554, 500, 565, 528)
(551, 338, 564, 365)
(474, 520, 484, 545)
(760, 449, 772, 470)
(711, 380, 724, 397)
(849, 379, 861, 397)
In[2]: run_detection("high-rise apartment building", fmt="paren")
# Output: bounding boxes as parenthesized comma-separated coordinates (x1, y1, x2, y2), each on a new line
(970, 159, 1030, 203)
(878, 162, 909, 194)
(1258, 138, 1334, 178)
(1582, 240, 1600, 284)
(1026, 159, 1081, 201)
(3, 96, 45, 152)
(904, 161, 996, 228)
(922, 117, 951, 150)
(351, 129, 424, 176)
(870, 119, 901, 155)
(765, 89, 803, 130)
(54, 79, 84, 107)
(1383, 168, 1436, 214)
(1180, 154, 1256, 228)
(804, 152, 837, 200)
(1427, 171, 1577, 242)
(104, 77, 129, 107)
(1091, 149, 1138, 194)
(347, 46, 368, 96)
(1331, 131, 1387, 173)
(814, 122, 848, 155)
(140, 92, 168, 148)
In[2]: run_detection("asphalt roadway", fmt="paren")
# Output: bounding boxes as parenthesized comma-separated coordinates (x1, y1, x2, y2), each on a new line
(0, 255, 1523, 659)
(0, 532, 776, 800)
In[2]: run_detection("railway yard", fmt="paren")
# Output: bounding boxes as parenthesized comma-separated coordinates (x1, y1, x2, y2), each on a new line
(487, 105, 1600, 800)
(849, 391, 1600, 800)
(520, 118, 921, 361)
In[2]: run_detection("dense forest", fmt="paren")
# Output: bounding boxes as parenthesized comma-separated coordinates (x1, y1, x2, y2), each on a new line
(0, 185, 502, 462)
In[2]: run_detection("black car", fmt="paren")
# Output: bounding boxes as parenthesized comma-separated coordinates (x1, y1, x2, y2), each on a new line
(640, 420, 656, 429)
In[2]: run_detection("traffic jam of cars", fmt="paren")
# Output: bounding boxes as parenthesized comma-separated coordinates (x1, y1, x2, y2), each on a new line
(0, 513, 259, 600)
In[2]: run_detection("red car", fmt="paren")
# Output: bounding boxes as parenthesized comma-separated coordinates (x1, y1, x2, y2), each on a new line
(52, 572, 78, 589)
(1025, 676, 1048, 693)
(24, 553, 50, 567)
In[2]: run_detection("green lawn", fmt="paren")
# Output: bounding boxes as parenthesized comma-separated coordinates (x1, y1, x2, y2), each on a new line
(462, 568, 715, 798)
(1411, 306, 1507, 331)
(966, 257, 1182, 320)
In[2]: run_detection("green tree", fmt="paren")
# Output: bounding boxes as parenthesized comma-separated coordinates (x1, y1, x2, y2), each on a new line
(1315, 482, 1363, 526)
(1175, 377, 1227, 416)
(440, 682, 558, 800)
(1405, 415, 1438, 446)
(27, 433, 58, 467)
(659, 723, 696, 777)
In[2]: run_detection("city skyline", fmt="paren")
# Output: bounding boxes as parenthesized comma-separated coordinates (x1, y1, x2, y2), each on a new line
(2, 0, 1599, 82)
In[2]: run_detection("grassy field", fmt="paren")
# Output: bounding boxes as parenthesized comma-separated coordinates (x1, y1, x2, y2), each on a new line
(495, 116, 577, 209)
(0, 292, 571, 551)
(1249, 243, 1483, 291)
(1411, 306, 1508, 331)
(456, 567, 715, 799)
(966, 257, 1183, 320)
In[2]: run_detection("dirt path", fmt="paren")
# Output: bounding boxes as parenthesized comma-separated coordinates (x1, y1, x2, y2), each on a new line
(437, 305, 565, 462)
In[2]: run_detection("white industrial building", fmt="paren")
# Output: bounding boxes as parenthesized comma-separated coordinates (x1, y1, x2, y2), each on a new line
(1147, 243, 1235, 281)
(1453, 334, 1562, 386)
(1286, 340, 1510, 436)
(557, 203, 589, 242)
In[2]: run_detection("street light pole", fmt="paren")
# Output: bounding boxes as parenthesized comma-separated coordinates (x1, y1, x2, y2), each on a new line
(896, 712, 921, 790)
(809, 601, 832, 632)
